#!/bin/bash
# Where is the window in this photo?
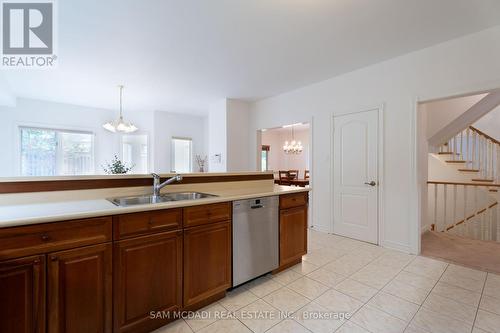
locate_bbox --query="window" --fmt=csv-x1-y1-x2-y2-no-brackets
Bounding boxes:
261,145,270,171
122,134,148,174
20,127,94,176
171,137,192,173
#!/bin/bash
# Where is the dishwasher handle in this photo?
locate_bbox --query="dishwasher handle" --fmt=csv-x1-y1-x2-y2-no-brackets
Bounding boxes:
250,204,265,209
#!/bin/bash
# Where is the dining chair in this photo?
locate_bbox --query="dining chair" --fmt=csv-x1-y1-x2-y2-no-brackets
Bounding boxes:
278,170,291,185
288,170,299,180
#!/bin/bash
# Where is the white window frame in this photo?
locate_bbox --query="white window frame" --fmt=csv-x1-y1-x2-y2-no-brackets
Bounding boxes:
18,125,95,176
261,145,270,171
120,133,150,174
171,136,193,173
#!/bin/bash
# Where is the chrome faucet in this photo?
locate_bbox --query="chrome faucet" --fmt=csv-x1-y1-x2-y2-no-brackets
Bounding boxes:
151,173,183,197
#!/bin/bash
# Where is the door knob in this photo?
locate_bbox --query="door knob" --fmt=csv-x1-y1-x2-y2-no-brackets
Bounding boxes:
364,181,377,186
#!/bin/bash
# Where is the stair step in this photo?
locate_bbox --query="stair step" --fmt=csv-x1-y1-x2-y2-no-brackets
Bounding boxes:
490,189,499,192
438,152,460,155
458,169,479,172
472,179,495,182
445,160,467,163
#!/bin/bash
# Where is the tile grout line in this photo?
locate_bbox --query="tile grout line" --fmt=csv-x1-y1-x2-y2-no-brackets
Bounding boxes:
274,239,384,333
312,238,428,330
165,232,497,333
340,254,421,333
329,250,419,332
401,261,450,333
258,285,315,333
471,272,488,332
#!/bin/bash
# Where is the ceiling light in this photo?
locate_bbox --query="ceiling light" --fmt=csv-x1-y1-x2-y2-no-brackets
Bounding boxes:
103,85,138,133
283,125,303,154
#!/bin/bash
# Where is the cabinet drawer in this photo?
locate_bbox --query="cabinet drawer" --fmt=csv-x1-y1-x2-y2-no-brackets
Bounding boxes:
114,209,182,240
280,192,308,209
183,202,231,227
0,217,112,260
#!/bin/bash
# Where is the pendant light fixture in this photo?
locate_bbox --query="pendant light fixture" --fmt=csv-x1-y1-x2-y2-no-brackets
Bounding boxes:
103,85,138,133
283,124,303,154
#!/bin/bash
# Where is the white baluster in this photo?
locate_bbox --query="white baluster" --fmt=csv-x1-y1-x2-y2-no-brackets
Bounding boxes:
460,131,464,160
453,136,457,161
488,207,493,241
496,145,499,182
488,140,491,179
434,183,438,231
474,185,478,224
479,135,483,178
482,208,485,241
463,185,467,237
443,184,447,231
453,184,457,231
495,204,500,242
472,132,476,170
466,128,470,168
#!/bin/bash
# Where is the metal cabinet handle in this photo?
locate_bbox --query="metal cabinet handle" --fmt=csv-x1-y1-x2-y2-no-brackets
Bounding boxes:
364,181,377,186
41,234,50,241
251,204,264,209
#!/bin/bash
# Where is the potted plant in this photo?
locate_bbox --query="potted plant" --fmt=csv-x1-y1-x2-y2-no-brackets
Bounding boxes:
102,155,134,174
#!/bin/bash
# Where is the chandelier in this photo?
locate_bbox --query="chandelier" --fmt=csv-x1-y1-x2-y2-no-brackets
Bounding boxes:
283,125,303,154
103,85,138,133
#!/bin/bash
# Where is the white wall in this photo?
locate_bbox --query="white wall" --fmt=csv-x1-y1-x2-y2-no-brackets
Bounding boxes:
226,99,251,172
0,98,208,176
261,128,310,173
153,111,207,173
423,94,486,140
207,99,227,172
248,25,500,253
0,98,155,176
207,98,253,172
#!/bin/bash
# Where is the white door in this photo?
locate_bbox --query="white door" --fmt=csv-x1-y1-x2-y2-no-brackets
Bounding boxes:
333,109,379,244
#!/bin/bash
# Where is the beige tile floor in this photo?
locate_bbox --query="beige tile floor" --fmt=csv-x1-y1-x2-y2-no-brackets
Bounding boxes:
154,229,500,333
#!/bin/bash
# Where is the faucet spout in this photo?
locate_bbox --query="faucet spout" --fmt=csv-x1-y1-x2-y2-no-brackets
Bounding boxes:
151,173,183,197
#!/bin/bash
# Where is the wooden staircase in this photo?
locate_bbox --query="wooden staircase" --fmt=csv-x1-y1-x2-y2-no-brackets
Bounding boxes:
428,126,500,241
428,181,499,241
439,125,500,189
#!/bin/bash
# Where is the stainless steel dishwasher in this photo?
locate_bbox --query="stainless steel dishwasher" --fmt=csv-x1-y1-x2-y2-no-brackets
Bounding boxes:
232,196,279,287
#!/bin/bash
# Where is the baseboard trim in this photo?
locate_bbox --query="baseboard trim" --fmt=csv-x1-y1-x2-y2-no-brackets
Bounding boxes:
381,240,412,254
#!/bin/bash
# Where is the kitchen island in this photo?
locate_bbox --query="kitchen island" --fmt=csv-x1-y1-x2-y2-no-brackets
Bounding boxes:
0,172,310,333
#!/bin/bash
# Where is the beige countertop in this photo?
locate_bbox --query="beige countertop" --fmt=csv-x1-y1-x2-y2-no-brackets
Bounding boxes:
0,184,310,228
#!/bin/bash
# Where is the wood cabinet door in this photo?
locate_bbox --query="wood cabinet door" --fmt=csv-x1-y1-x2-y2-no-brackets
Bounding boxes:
280,206,308,266
113,231,182,333
183,221,231,307
0,255,46,333
47,244,112,333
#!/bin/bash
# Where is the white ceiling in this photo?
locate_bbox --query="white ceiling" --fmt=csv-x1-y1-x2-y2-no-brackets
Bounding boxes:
3,0,500,115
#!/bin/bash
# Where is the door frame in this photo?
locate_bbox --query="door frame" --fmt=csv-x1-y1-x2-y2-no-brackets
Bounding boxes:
331,105,385,245
256,117,315,228
410,82,500,255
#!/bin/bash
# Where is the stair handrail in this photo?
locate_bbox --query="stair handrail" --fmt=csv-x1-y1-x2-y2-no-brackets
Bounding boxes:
427,181,500,187
469,126,500,145
438,201,498,232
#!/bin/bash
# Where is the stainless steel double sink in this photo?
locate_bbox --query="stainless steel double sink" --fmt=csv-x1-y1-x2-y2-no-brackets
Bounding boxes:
107,192,217,207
